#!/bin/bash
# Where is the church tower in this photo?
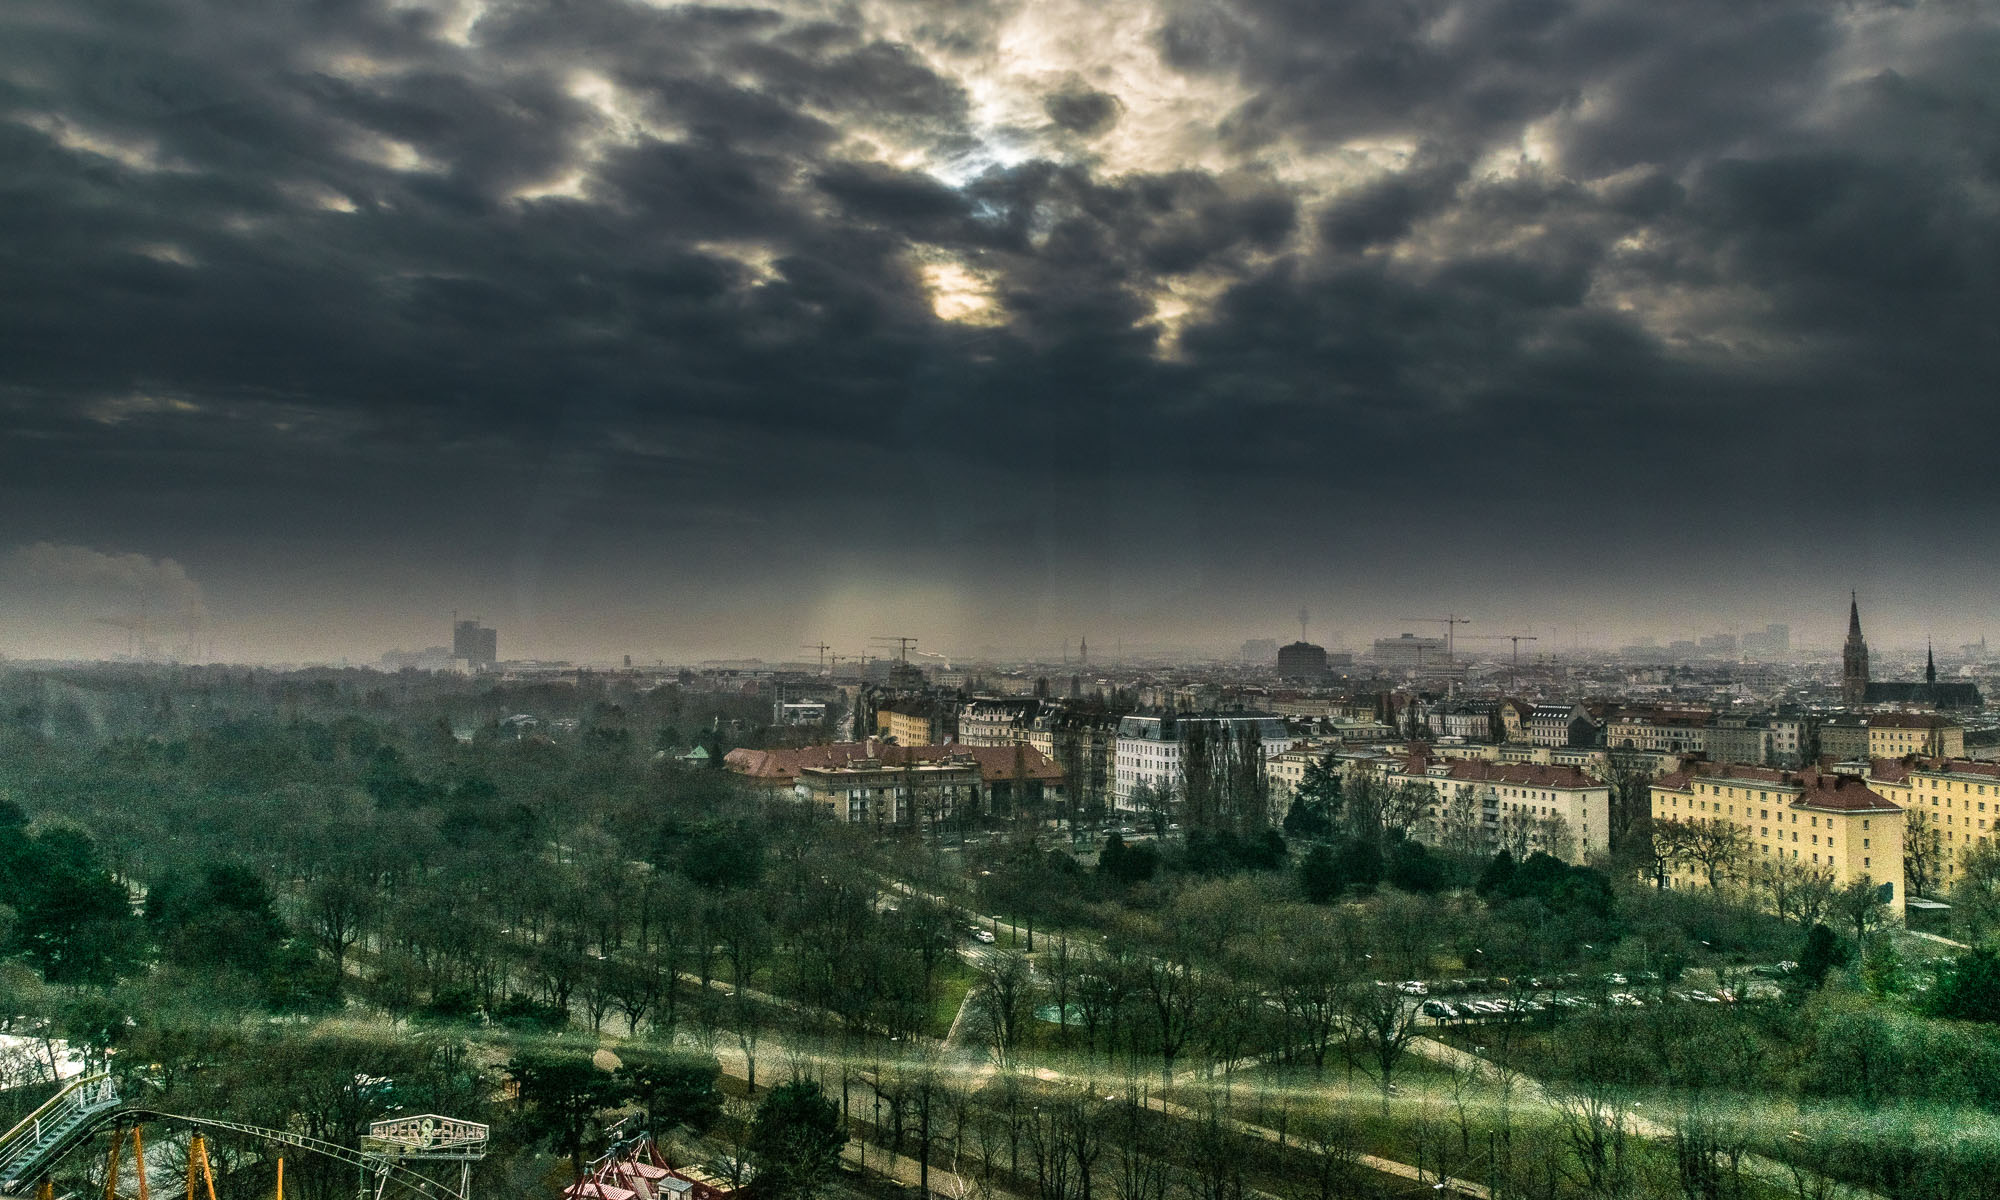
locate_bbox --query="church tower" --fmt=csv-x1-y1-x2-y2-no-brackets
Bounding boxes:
1927,640,1937,686
1842,592,1870,705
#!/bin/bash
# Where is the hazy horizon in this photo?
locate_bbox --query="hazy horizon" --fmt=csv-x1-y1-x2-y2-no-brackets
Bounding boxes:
6,0,1997,667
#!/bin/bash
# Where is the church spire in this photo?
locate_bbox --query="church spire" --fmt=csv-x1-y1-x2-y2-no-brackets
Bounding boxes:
1927,639,1937,685
1842,592,1870,705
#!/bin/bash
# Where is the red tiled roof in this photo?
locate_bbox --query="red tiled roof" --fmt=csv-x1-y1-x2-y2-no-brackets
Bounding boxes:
725,741,1063,784
1904,757,2000,779
1868,758,1911,783
1866,712,1956,729
1433,760,1599,789
1655,761,1816,792
1792,774,1899,813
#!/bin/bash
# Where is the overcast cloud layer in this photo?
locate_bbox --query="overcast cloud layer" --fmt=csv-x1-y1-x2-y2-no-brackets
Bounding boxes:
3,0,1998,663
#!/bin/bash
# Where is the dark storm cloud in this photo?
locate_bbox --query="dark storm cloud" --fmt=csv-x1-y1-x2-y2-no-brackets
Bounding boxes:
2,0,1999,659
1044,79,1123,135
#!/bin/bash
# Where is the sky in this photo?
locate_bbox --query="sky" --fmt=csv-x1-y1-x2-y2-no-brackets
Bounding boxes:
2,0,1998,665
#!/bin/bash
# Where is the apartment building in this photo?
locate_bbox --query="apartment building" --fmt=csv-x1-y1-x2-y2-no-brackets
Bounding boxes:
1706,714,1775,767
1529,703,1600,749
875,698,956,746
1866,713,1965,759
1862,758,1998,893
1380,755,1610,864
1649,763,1904,918
794,755,984,826
958,697,1040,747
1112,711,1294,810
1608,707,1710,755
1266,741,1345,810
724,740,1064,820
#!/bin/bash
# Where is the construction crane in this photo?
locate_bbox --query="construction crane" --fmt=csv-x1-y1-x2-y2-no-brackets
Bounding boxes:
1465,633,1540,670
871,636,918,663
800,642,831,671
1397,615,1471,665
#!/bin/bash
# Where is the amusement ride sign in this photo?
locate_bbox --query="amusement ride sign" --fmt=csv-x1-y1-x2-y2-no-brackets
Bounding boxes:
364,1115,491,1159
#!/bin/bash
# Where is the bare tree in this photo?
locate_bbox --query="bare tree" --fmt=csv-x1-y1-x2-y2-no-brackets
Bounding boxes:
971,951,1036,1069
1343,981,1422,1114
1438,787,1485,857
1832,875,1889,960
1536,813,1577,864
1294,1113,1364,1200
1655,817,1750,892
1904,809,1943,899
1953,840,2000,941
1109,1088,1173,1200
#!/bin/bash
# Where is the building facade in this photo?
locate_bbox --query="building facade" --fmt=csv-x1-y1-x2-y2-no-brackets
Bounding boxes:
1380,756,1610,864
1529,703,1600,749
725,740,1065,823
1276,641,1329,680
1649,763,1904,919
959,697,1040,747
1861,758,1999,895
1608,708,1710,755
1112,712,1295,810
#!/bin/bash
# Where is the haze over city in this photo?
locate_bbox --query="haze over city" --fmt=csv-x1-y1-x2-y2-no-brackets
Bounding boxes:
10,4,2000,1199
5,0,2000,663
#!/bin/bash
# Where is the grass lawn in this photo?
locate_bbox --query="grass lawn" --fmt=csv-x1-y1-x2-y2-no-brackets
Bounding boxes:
928,960,978,1038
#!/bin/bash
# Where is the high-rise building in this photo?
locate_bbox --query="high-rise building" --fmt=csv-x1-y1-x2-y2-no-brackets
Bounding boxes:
1841,593,1869,706
1741,623,1792,658
453,618,498,669
1276,640,1328,680
1372,633,1445,670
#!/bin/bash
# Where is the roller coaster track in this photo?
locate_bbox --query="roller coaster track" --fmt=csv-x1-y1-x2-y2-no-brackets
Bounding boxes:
0,1077,468,1200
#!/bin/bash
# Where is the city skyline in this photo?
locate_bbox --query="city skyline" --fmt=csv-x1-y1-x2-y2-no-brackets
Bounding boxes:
0,560,1988,666
5,0,1999,662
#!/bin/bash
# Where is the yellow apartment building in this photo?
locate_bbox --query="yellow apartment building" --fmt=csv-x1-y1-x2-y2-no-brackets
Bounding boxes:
1863,758,1998,893
1650,763,1905,919
1865,713,1965,760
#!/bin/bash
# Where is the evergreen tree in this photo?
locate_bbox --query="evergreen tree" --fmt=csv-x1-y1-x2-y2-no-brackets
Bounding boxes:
1797,923,1851,990
1476,849,1517,897
749,1080,844,1200
1924,947,2000,1023
1300,843,1341,903
7,826,143,987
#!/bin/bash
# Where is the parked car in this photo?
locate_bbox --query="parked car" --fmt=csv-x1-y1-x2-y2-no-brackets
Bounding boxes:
974,929,997,944
1397,981,1429,995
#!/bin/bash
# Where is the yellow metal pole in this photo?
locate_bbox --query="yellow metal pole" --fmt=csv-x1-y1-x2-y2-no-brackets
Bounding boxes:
276,1158,284,1200
106,1127,125,1200
199,1140,218,1200
135,1128,150,1200
38,1178,52,1200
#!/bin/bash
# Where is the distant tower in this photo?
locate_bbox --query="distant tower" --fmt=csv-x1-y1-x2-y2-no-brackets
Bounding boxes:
1078,636,1087,668
1841,592,1870,705
1926,640,1937,686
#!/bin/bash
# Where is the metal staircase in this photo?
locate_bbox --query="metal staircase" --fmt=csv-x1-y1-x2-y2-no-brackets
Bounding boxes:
0,1074,120,1191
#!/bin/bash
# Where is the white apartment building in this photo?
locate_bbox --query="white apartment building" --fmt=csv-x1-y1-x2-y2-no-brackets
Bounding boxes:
1381,755,1611,864
958,697,1039,747
1113,712,1295,810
